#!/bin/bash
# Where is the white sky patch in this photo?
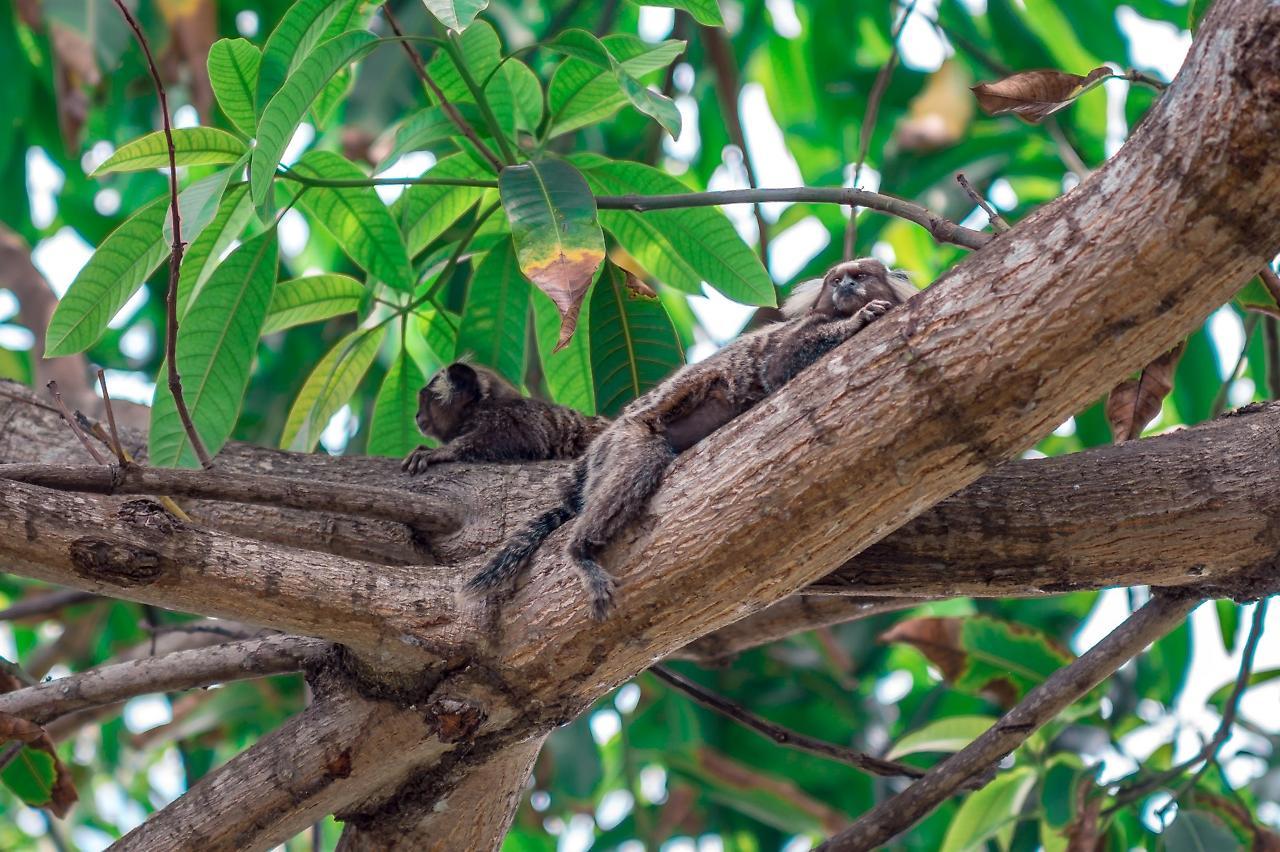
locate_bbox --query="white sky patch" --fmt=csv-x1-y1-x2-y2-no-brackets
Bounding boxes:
588,708,621,745
120,323,154,360
1229,377,1256,408
173,104,200,129
281,123,316,168
958,205,992,232
614,682,641,713
871,241,896,266
530,791,551,811
375,150,436,204
109,287,149,329
560,813,596,852
595,789,634,831
673,63,695,93
708,153,757,244
688,284,755,343
0,290,17,322
637,5,675,42
1053,416,1077,437
1117,7,1191,82
1207,306,1244,380
320,404,358,454
989,178,1018,210
278,209,310,258
71,827,115,852
0,325,34,350
899,0,950,72
664,839,696,852
235,10,259,38
101,370,156,405
81,140,115,176
663,95,701,162
765,0,803,37
738,83,803,220
1104,76,1130,159
780,837,814,852
123,695,173,733
769,216,830,283
147,747,186,806
958,0,987,12
1072,588,1132,654
32,227,93,296
639,765,667,803
875,670,914,704
26,147,64,229
94,188,122,216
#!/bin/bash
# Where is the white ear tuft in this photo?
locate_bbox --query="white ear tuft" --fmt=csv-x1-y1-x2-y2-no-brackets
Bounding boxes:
781,278,822,318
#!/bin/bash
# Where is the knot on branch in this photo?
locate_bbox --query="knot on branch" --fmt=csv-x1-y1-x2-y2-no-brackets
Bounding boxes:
118,498,183,533
425,697,486,742
69,538,163,586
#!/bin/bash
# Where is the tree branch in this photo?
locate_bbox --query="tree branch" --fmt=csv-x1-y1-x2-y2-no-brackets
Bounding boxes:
0,635,327,724
818,592,1200,850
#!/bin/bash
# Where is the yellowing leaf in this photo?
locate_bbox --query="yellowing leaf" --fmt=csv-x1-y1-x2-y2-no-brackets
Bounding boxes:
897,60,975,151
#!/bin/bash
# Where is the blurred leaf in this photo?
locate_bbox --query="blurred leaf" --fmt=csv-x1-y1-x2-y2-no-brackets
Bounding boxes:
1105,340,1184,441
548,36,686,138
897,60,975,151
0,712,76,817
971,67,1111,124
533,286,595,414
178,183,256,319
0,347,33,385
150,231,278,467
255,0,360,112
382,103,489,170
499,159,605,349
456,242,530,386
367,342,427,457
208,37,261,136
45,195,168,356
631,0,724,27
250,30,379,206
887,715,996,760
589,263,683,416
1186,790,1280,849
281,326,386,451
291,150,414,292
940,766,1036,852
1216,601,1240,654
423,0,488,31
1164,809,1245,852
392,153,491,256
1208,668,1280,711
1040,755,1087,831
90,128,247,175
263,274,364,334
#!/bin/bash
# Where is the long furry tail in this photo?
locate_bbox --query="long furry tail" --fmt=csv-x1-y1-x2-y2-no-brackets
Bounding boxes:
466,504,575,593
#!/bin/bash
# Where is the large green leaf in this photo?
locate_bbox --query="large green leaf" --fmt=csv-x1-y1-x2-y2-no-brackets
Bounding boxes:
499,159,605,348
281,326,386,451
504,59,545,133
367,342,428,458
255,0,359,112
548,36,685,138
177,183,255,319
425,19,501,104
149,231,279,468
90,128,247,176
886,715,997,760
263,274,364,334
207,38,261,136
545,29,681,138
456,242,530,386
423,0,488,31
573,155,775,306
291,150,414,292
533,288,594,414
381,103,489,170
163,162,244,248
940,767,1037,852
589,263,683,416
250,29,378,206
45,195,169,356
954,616,1074,700
0,746,58,809
628,0,723,26
392,153,491,256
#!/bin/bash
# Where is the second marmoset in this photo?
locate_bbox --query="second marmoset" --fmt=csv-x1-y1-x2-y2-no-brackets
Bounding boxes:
402,362,610,474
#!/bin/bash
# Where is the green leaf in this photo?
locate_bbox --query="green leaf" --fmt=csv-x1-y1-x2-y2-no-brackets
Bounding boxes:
367,343,427,458
381,103,489,170
589,263,683,416
45,195,169,356
549,36,686,138
1216,601,1240,654
281,326,386,451
1208,667,1280,710
940,767,1037,852
957,616,1073,699
207,38,261,136
886,715,996,760
546,28,615,68
423,0,489,31
1040,755,1087,831
615,67,682,137
573,155,774,306
90,128,247,176
1165,810,1245,852
533,289,594,414
0,746,57,808
311,66,354,130
149,231,278,468
256,0,360,112
291,150,414,292
250,30,379,206
504,59,544,133
499,159,605,348
263,274,364,334
392,153,491,256
177,183,255,319
411,307,458,364
163,162,244,248
629,0,723,27
456,242,530,386
425,19,501,104
0,346,33,385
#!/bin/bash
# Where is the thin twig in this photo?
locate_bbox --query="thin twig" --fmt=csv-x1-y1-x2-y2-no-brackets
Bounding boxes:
45,382,106,464
1211,313,1259,416
0,589,99,623
651,665,933,783
96,369,127,465
446,30,518,164
845,0,916,257
1045,117,1091,178
1124,69,1169,91
817,592,1200,851
0,386,60,414
382,4,506,172
1261,266,1280,306
1242,303,1280,321
109,0,213,469
416,199,502,308
956,173,1010,233
279,170,498,189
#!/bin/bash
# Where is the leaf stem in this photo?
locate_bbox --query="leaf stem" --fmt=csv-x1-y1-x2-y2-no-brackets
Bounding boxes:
444,31,519,165
278,168,498,189
408,200,502,314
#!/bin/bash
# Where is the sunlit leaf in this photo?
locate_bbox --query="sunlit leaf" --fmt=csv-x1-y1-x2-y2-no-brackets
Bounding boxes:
45,196,169,356
207,37,261,135
423,0,489,31
971,66,1111,124
281,326,386,451
367,342,427,457
456,241,530,386
940,767,1036,852
150,231,278,467
499,159,605,348
381,103,488,170
628,0,724,27
548,36,685,138
255,0,360,111
263,274,364,334
392,153,492,256
163,162,244,247
504,59,545,133
589,263,683,416
886,715,997,760
177,183,255,319
89,127,246,176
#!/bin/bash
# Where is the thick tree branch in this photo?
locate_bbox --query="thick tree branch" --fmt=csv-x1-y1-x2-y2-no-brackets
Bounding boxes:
818,592,1200,850
0,635,326,724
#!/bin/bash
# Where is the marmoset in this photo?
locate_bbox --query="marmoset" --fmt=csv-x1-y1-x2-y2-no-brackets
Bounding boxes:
402,362,610,474
467,258,917,618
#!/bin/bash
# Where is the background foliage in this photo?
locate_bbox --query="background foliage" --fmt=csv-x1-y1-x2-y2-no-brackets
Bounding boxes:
1,0,1278,849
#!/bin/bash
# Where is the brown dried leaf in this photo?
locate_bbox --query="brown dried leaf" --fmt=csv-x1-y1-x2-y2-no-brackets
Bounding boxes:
898,60,975,151
972,67,1111,124
878,616,1018,705
624,272,658,299
0,712,79,818
50,22,99,153
1105,340,1185,442
157,0,218,123
1065,777,1104,852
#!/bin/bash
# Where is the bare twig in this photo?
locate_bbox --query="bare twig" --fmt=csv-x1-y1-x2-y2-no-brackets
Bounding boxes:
845,0,916,257
0,463,464,534
1266,316,1280,399
0,589,99,623
45,381,106,464
1242,303,1280,320
700,25,770,263
651,665,934,783
1045,117,1092,178
1261,265,1280,306
0,657,37,687
109,0,213,469
956,173,1010,233
96,369,127,465
0,386,59,414
1211,313,1259,416
381,4,506,172
818,592,1200,851
1124,68,1169,90
0,635,327,724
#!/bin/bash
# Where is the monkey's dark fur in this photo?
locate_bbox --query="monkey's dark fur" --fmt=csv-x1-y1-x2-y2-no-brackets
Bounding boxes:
402,362,610,474
468,259,917,619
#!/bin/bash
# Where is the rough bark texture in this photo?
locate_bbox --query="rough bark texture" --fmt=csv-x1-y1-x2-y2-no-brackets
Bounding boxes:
0,1,1277,846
